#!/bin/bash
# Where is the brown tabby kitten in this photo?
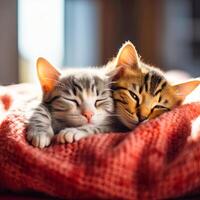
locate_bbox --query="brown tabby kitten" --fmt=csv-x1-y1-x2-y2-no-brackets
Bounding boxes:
110,41,200,129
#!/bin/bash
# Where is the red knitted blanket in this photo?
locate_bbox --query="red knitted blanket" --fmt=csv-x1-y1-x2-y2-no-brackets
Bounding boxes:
0,84,200,200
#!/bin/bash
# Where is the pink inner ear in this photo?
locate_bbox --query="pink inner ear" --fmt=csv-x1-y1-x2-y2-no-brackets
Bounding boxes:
116,42,139,68
40,67,60,93
37,57,60,93
174,80,200,99
112,66,125,81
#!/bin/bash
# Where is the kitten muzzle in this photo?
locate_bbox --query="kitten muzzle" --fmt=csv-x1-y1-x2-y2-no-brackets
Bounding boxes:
82,110,94,123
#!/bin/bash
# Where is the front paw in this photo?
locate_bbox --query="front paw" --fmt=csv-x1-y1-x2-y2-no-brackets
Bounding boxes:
56,128,88,144
26,126,54,148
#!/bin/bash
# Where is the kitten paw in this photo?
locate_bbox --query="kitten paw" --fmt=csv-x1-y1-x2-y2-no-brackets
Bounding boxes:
26,127,54,148
56,128,88,143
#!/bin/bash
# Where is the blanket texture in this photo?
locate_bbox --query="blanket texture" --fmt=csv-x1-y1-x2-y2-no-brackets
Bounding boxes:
0,84,200,200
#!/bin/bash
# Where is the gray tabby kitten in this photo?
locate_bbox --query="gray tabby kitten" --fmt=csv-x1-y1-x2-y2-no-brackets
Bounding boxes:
27,58,120,148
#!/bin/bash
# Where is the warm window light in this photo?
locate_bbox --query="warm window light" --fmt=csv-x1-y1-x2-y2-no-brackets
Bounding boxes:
18,0,64,83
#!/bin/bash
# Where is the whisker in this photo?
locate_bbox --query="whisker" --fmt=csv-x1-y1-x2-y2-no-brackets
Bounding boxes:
104,81,117,86
95,113,121,117
102,88,114,93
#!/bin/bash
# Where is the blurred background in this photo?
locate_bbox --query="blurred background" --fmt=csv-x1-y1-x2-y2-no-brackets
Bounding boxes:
0,0,200,85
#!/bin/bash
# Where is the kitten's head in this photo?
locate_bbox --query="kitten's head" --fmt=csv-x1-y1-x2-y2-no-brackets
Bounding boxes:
36,58,113,128
110,41,200,129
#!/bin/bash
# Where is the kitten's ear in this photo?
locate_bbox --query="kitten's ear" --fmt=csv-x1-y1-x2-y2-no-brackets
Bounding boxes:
173,79,200,101
116,41,139,69
37,57,61,93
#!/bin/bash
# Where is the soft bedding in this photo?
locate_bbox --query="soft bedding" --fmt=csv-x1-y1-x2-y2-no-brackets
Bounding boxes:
0,83,200,200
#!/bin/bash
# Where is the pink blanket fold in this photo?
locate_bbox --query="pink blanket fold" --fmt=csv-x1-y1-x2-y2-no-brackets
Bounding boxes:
0,85,200,200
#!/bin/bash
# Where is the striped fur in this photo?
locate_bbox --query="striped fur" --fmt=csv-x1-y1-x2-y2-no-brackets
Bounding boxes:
27,59,122,148
110,41,200,129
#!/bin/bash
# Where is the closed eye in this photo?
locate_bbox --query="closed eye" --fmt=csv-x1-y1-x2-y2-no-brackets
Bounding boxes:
152,105,170,111
62,97,80,107
95,98,107,107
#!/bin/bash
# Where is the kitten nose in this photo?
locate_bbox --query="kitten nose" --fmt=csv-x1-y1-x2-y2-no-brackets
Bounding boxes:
82,110,94,122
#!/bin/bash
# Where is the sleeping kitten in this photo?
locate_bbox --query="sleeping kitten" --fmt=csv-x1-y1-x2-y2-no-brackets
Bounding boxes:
109,41,200,129
27,58,121,148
